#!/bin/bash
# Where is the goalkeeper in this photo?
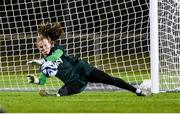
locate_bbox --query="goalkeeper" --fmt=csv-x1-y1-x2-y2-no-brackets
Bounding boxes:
27,21,151,96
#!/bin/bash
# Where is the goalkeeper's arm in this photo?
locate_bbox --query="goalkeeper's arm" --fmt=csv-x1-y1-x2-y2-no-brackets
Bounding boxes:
27,73,47,85
27,49,63,65
27,49,63,84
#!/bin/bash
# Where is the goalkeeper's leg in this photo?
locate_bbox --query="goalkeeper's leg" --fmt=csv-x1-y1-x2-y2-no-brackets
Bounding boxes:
87,68,151,96
40,81,86,97
57,81,85,96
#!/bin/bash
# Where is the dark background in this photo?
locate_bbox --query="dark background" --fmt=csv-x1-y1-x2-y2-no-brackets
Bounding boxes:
0,0,150,76
0,0,149,57
0,0,149,34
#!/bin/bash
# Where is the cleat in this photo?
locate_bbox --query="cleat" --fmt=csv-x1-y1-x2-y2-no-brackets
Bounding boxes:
136,79,152,96
136,88,152,96
136,90,152,96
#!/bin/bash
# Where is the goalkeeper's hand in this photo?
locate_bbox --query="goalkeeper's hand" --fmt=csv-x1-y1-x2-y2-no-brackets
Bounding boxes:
27,74,39,84
27,59,45,65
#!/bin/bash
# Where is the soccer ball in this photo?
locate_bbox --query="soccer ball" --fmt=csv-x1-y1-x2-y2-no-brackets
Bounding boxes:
40,61,58,76
139,79,151,91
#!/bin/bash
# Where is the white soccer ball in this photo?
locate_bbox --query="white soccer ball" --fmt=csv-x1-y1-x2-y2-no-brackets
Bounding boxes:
139,79,151,91
40,61,58,76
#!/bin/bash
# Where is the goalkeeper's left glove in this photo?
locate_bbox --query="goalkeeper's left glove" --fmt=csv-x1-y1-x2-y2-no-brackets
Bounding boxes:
27,74,39,84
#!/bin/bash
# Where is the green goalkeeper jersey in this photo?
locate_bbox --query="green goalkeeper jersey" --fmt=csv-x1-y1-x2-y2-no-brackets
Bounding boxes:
39,45,94,87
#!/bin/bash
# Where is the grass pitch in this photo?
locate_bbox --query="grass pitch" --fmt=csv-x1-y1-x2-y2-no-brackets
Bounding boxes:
0,91,180,113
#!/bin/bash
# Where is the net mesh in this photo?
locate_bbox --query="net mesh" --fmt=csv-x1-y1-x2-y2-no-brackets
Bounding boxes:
159,0,180,91
4,0,179,91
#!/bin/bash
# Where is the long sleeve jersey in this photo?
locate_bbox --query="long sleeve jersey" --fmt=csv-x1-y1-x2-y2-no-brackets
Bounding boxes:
38,45,94,85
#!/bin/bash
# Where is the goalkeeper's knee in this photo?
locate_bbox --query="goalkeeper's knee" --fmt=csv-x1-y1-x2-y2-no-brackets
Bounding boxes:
58,87,69,96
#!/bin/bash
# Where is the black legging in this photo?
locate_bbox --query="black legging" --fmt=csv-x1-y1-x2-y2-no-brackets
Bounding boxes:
58,68,137,96
87,68,137,93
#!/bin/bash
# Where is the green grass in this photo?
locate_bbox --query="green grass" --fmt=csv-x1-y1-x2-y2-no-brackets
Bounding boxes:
0,71,149,88
0,91,180,113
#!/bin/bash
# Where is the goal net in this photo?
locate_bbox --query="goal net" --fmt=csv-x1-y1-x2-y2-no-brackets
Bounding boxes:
158,0,180,92
0,0,179,92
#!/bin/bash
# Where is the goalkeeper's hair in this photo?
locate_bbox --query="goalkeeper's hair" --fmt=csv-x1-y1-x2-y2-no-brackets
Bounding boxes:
37,21,64,43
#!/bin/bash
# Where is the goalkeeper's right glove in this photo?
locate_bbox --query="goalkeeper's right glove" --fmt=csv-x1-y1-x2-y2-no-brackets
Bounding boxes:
27,59,45,65
27,74,39,84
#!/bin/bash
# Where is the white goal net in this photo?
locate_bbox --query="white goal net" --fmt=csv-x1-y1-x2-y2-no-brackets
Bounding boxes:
0,0,179,92
158,0,180,92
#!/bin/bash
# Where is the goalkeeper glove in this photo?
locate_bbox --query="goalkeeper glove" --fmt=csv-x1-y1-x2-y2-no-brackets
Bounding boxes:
27,74,39,84
39,90,60,97
27,59,45,65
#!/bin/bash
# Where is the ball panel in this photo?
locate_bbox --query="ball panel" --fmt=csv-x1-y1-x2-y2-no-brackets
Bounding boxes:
40,61,58,76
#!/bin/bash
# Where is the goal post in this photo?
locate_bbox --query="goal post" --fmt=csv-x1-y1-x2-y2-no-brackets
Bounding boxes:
0,0,180,92
150,0,159,93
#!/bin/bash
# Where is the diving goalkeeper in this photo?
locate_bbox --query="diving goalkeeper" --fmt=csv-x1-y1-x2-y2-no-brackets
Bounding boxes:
27,21,151,96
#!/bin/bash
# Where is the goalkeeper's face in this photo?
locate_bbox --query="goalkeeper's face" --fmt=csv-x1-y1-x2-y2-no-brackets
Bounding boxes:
37,38,52,55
